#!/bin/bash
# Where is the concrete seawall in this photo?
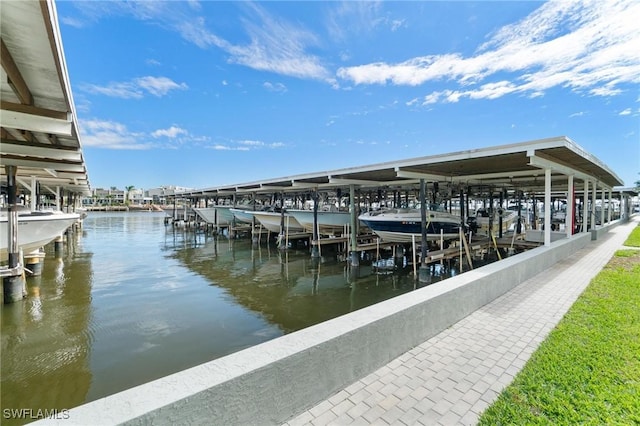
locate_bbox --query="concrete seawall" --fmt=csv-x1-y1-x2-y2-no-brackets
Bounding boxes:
39,222,622,425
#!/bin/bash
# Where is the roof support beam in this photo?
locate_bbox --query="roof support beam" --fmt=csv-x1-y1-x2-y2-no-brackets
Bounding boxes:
16,177,34,193
44,168,58,177
0,109,72,136
527,151,598,187
454,169,539,182
260,184,293,190
1,38,33,104
290,181,321,189
0,155,85,172
1,101,69,120
329,177,419,187
41,185,57,197
48,133,60,145
0,140,82,161
20,129,35,143
394,168,453,182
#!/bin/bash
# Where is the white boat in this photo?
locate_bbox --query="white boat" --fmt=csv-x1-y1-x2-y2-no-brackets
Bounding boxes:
229,208,257,224
468,208,518,235
193,206,235,226
161,206,194,221
1,211,80,258
358,208,463,243
251,210,305,234
287,209,352,235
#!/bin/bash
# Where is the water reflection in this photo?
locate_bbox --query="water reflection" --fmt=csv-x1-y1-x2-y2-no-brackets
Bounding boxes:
1,212,464,422
1,229,93,426
165,228,456,334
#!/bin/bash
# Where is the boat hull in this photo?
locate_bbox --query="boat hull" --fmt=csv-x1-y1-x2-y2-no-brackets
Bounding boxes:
358,209,463,243
472,210,518,235
251,211,305,233
229,208,255,224
161,206,194,221
0,212,80,257
193,206,235,225
287,210,352,235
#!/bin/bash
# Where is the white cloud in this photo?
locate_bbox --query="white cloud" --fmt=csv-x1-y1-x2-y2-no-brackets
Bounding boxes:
60,16,85,28
227,3,332,82
590,86,623,97
326,2,404,41
136,77,187,96
263,82,287,93
422,92,440,105
419,81,520,105
390,19,405,32
80,119,151,150
619,108,632,115
168,3,332,82
326,1,384,41
238,140,264,147
338,0,640,102
209,139,285,151
81,120,204,150
80,76,187,99
212,144,249,151
213,145,232,151
69,1,331,83
152,126,188,138
569,111,586,118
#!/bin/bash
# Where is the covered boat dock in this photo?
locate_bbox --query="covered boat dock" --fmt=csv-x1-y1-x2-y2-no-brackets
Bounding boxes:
1,0,91,301
177,136,630,258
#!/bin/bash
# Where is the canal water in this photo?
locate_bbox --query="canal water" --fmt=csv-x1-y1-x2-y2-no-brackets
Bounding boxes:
1,211,460,423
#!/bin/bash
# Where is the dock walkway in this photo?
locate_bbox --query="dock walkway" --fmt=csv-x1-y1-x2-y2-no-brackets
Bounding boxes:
284,217,639,426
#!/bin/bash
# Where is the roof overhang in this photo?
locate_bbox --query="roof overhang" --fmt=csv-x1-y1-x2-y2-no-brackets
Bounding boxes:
177,136,623,199
1,0,91,196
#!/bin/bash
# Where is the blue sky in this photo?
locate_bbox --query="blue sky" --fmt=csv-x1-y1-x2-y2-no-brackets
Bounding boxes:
56,0,639,191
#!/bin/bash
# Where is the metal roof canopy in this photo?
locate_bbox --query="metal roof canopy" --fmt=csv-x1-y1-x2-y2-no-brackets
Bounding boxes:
1,0,90,197
178,136,623,199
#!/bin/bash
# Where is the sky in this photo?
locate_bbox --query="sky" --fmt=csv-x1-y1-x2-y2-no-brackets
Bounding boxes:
56,0,640,191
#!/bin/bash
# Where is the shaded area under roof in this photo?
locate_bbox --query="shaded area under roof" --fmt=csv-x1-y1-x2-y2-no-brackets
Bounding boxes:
179,136,624,198
1,0,90,196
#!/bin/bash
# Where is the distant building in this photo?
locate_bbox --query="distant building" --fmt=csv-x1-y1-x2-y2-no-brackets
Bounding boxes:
127,188,153,205
82,185,193,207
147,185,193,205
83,187,125,206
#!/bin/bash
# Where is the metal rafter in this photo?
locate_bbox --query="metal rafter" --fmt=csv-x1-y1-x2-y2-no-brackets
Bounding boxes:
0,37,33,104
1,0,90,195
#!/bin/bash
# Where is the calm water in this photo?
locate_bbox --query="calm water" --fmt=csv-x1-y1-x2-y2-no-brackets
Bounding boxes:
1,211,458,422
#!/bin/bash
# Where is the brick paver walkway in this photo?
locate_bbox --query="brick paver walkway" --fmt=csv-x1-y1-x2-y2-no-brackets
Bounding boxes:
284,217,639,426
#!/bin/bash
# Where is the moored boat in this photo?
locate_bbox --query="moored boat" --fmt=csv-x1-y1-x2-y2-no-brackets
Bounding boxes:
251,210,305,234
287,209,352,235
193,206,235,226
161,206,194,221
1,211,80,258
357,208,463,243
229,208,257,224
468,208,518,235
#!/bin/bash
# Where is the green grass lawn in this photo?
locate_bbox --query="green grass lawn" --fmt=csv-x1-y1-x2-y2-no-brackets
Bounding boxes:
624,223,640,247
478,247,640,425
